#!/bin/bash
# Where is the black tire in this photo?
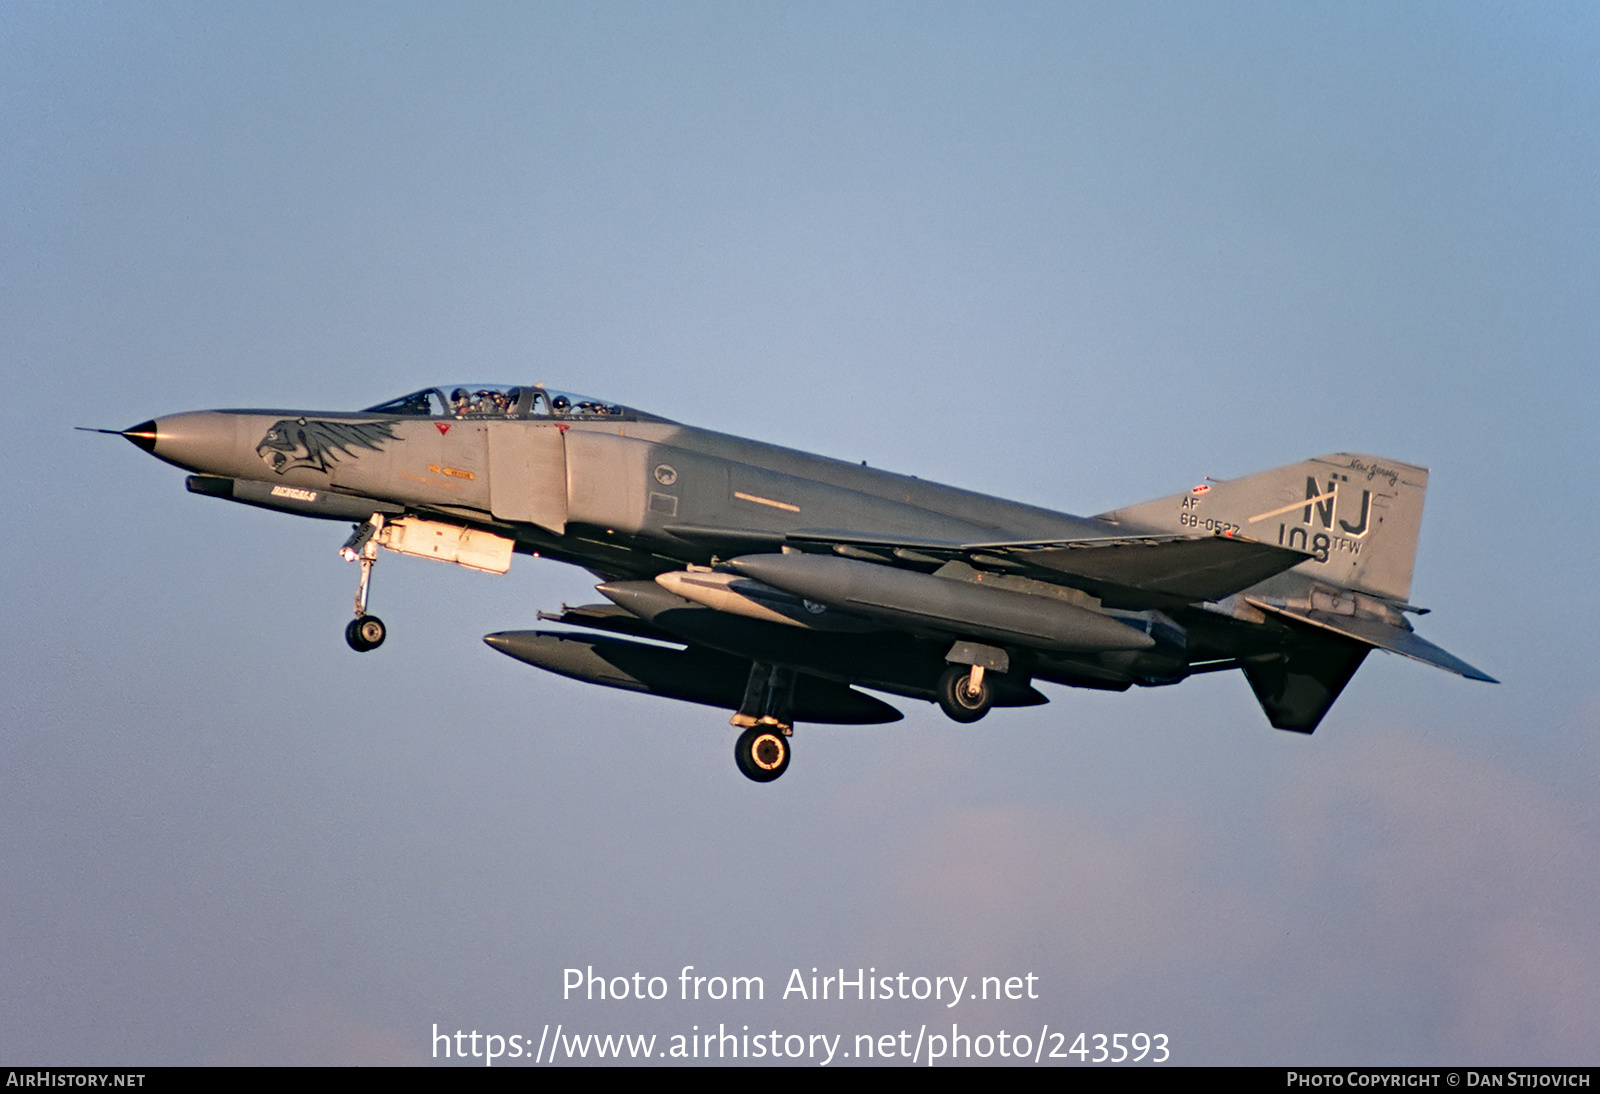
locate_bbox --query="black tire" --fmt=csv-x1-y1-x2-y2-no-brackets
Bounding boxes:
936,664,993,723
346,615,386,652
734,726,790,782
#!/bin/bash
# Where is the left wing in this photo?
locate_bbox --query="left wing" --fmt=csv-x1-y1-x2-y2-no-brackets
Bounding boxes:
667,523,1311,609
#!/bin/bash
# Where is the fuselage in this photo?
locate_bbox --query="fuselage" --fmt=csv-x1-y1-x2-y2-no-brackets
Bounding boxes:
124,385,1202,702
134,395,1119,580
113,383,1487,757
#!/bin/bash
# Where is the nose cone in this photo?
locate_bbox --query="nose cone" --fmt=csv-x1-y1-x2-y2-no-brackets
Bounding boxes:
121,420,159,454
126,411,248,475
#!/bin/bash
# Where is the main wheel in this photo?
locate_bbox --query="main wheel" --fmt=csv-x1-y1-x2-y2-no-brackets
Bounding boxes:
346,614,386,652
936,664,993,723
734,726,790,782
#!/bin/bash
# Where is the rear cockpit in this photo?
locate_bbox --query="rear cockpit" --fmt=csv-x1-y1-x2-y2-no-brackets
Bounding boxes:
364,384,657,422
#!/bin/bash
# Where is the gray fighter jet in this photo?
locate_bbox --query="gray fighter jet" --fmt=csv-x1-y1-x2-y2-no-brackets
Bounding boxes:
95,383,1493,781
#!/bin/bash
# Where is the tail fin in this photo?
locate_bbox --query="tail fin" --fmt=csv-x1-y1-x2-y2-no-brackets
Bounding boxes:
1102,453,1429,603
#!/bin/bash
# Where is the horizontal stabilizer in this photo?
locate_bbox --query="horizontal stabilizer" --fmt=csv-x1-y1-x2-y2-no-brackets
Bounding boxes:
1248,601,1497,682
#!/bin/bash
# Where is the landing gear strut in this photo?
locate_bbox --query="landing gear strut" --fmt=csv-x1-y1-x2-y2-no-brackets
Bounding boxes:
341,515,387,652
731,662,795,782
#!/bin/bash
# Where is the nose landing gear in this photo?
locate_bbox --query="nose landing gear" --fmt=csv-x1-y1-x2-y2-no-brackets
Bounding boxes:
345,614,387,652
341,516,387,652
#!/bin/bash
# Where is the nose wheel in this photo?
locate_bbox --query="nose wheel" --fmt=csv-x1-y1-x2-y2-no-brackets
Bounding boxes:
346,615,387,651
341,515,388,652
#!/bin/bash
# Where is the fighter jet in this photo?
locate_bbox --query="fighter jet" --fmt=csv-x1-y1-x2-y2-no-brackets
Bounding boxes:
93,383,1494,781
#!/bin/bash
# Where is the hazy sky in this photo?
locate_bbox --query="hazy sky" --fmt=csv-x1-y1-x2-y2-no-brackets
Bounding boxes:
3,2,1597,1065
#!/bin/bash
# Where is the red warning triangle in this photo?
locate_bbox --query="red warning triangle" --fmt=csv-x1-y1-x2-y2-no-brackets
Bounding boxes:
436,423,451,435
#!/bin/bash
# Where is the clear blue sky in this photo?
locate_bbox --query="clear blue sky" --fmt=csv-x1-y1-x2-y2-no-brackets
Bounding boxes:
3,2,1597,1064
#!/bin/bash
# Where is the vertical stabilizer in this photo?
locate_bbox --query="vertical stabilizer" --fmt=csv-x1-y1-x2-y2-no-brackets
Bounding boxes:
1101,454,1429,603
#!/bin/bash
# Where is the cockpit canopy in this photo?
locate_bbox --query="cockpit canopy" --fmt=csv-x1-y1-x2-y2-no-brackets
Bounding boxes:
364,385,640,421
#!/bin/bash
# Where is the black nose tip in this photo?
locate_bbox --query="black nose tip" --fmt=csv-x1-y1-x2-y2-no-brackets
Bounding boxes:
122,421,159,454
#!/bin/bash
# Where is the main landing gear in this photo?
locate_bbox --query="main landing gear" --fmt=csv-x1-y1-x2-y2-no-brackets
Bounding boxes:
734,725,790,782
936,663,995,723
341,515,387,652
936,642,1008,723
731,662,795,782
